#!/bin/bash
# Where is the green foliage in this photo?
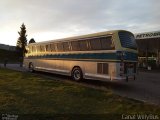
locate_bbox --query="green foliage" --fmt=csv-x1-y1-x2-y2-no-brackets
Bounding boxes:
29,38,36,44
16,23,27,58
0,49,20,63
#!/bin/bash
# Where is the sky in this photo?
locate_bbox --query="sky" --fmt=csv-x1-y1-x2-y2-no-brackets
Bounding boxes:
0,0,160,46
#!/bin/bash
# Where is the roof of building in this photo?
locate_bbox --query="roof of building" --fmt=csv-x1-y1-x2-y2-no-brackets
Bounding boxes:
135,31,160,51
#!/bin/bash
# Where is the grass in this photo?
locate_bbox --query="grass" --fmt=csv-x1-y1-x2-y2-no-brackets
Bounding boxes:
0,68,160,119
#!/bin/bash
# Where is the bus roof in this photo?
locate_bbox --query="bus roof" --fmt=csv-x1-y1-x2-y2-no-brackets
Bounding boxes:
28,30,131,45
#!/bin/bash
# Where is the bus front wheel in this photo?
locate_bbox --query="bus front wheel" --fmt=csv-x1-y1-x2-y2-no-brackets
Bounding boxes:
72,67,83,81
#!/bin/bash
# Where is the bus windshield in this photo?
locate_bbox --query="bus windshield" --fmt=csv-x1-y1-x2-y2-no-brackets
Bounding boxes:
118,31,137,50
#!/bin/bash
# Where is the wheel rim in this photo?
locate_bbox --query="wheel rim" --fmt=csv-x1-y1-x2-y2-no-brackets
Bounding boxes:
73,70,81,80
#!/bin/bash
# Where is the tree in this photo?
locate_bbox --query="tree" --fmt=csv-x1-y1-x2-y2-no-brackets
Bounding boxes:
29,38,36,44
16,23,27,63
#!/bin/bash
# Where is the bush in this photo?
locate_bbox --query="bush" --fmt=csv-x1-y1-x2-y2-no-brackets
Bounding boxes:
0,49,20,63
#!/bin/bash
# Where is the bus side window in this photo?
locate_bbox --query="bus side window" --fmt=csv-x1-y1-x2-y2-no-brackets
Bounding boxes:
71,41,80,51
33,46,36,53
34,46,37,53
63,42,70,51
46,44,50,51
79,40,88,51
42,45,45,52
28,46,31,53
36,46,38,52
89,38,101,50
51,43,56,52
40,45,42,52
40,45,45,52
37,46,40,52
100,36,114,50
32,46,35,53
31,46,33,52
57,42,64,52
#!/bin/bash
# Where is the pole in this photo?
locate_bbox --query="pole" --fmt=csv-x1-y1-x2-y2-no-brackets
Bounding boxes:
157,49,160,68
146,48,148,68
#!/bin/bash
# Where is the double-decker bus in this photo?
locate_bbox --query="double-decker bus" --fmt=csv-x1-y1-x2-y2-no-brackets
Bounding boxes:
24,30,138,82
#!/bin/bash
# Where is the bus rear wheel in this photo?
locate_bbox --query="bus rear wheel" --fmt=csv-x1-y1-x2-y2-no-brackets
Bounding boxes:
72,67,83,81
29,63,35,73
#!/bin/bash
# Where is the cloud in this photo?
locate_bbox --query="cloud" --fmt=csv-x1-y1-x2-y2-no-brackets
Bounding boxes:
0,0,160,45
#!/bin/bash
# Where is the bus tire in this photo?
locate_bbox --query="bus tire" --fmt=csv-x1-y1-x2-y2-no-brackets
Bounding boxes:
71,67,83,81
29,62,35,73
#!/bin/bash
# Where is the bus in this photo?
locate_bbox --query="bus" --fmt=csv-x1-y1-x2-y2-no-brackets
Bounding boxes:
24,30,138,82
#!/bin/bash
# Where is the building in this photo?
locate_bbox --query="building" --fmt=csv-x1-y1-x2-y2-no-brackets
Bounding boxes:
0,44,16,51
135,31,160,68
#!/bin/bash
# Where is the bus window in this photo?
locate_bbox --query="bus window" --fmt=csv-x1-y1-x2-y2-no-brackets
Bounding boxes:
37,46,41,52
32,46,34,53
28,46,32,53
89,38,101,50
39,45,45,52
118,31,137,50
63,42,70,51
50,43,55,52
57,42,64,52
46,44,50,51
36,45,39,52
33,46,36,52
79,40,88,51
35,46,37,52
71,41,80,51
39,46,41,52
100,36,114,50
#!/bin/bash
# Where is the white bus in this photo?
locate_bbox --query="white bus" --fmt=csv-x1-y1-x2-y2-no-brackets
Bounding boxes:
24,30,138,82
